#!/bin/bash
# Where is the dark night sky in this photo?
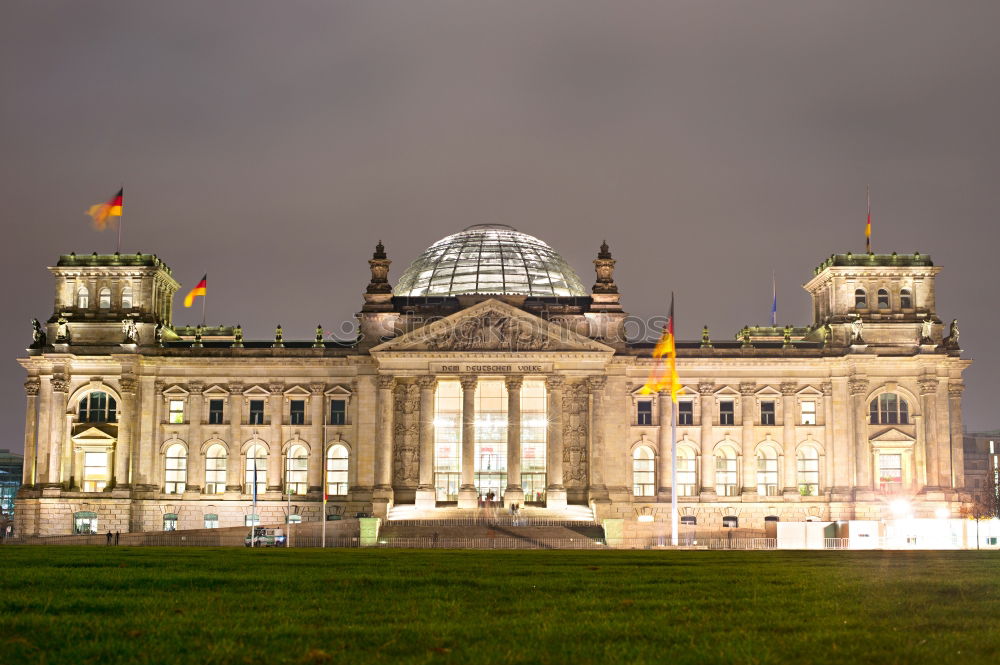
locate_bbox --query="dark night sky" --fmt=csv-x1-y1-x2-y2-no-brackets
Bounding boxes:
3,1,999,454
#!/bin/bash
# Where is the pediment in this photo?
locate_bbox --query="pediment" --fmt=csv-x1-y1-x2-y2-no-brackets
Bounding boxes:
325,385,353,397
755,386,781,396
371,299,614,353
72,426,116,443
242,385,271,397
870,427,916,443
162,384,189,397
283,385,312,397
203,384,230,397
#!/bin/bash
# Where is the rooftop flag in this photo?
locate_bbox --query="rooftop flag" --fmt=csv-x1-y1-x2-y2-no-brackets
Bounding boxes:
640,292,681,402
866,185,872,253
183,275,207,308
85,188,123,230
771,272,777,327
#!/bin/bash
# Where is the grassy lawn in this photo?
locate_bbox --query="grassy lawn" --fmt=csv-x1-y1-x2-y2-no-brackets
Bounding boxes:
1,548,999,664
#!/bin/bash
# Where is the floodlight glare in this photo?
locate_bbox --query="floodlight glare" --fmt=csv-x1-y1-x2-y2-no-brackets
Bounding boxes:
889,499,911,517
637,515,654,523
935,507,950,520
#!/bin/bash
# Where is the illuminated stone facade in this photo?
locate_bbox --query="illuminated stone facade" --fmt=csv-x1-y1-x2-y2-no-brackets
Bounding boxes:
16,227,971,536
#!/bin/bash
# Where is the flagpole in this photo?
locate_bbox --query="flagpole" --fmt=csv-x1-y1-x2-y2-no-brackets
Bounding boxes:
671,392,678,547
322,493,327,549
116,186,124,254
866,184,872,254
201,274,207,328
771,271,777,327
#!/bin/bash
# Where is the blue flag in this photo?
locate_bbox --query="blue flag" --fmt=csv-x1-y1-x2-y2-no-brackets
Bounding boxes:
770,273,777,326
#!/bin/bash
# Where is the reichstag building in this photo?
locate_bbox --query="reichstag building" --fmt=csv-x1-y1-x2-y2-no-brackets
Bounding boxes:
16,224,971,536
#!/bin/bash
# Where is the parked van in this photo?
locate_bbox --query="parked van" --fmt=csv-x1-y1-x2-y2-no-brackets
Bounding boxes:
244,527,286,547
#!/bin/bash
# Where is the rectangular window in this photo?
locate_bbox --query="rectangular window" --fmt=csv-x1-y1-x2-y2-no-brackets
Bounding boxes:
289,400,305,425
248,400,265,425
760,401,776,426
245,514,260,527
879,454,903,492
434,381,462,501
82,451,109,492
208,399,224,425
204,514,219,529
797,454,820,496
757,456,779,495
636,400,653,426
719,400,735,426
801,400,817,425
329,399,346,425
169,400,185,424
680,515,697,526
677,401,693,426
163,514,177,532
716,456,738,496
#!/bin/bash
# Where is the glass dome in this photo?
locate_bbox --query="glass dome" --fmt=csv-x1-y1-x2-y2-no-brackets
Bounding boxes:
393,224,587,297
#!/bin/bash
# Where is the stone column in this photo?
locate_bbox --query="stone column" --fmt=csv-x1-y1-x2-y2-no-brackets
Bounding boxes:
457,376,478,509
739,382,756,495
226,383,243,492
50,374,69,487
308,383,325,493
849,379,871,491
820,383,834,492
113,376,137,489
781,382,799,496
935,381,953,488
267,383,284,492
374,375,395,497
546,376,567,509
588,377,609,502
183,382,204,493
948,384,965,489
35,377,52,485
831,377,853,492
415,376,437,509
698,382,716,496
132,377,157,489
23,378,39,486
918,379,940,490
504,376,525,505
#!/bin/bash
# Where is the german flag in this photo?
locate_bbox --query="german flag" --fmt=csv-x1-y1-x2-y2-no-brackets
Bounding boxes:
86,188,123,230
640,293,681,402
183,275,207,308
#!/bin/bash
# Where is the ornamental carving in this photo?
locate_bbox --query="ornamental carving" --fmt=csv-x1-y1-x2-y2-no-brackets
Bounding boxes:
546,376,565,391
424,312,553,352
393,383,420,486
417,376,437,390
188,381,204,395
588,376,607,392
24,378,40,396
310,383,326,395
268,383,284,395
459,376,478,391
780,382,798,396
820,382,833,396
918,379,938,396
738,382,756,396
51,375,68,393
505,376,524,391
377,375,395,391
227,382,243,395
848,379,869,396
948,384,965,397
119,377,137,394
698,382,716,396
562,381,589,487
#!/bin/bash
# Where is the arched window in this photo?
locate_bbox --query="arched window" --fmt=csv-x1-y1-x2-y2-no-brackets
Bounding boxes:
285,444,308,495
98,287,111,309
870,393,910,425
676,446,697,496
756,446,779,496
797,447,820,496
245,444,267,496
204,444,227,494
632,446,655,497
77,286,90,308
715,445,739,497
877,288,890,309
121,286,133,309
164,444,187,494
854,288,867,309
326,444,349,496
899,288,912,309
78,391,117,423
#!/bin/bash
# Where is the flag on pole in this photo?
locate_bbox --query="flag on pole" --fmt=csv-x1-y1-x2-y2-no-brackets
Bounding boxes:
85,188,123,230
770,272,777,326
183,275,207,308
640,293,681,402
866,185,872,253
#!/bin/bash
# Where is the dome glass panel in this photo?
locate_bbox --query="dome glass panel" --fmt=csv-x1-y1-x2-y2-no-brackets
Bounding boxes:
394,224,586,297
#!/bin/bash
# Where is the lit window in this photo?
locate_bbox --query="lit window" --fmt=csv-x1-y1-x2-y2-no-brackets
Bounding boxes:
78,392,117,423
715,446,738,496
289,400,305,425
98,287,111,309
870,393,909,425
760,401,775,426
680,515,697,526
719,400,735,426
204,443,227,494
433,381,462,502
329,399,346,425
879,454,903,492
877,289,890,309
245,514,260,527
632,446,655,497
519,379,548,500
168,400,185,424
637,401,653,426
326,444,349,496
764,515,779,523
82,452,108,492
722,516,739,528
677,401,694,426
855,288,867,308
245,444,267,496
74,511,98,534
900,289,912,309
121,286,133,309
249,400,265,425
798,447,820,496
77,286,90,308
208,399,224,425
163,513,178,531
756,447,779,496
285,444,308,495
204,513,219,529
164,444,187,494
287,514,301,524
676,448,697,496
801,400,817,425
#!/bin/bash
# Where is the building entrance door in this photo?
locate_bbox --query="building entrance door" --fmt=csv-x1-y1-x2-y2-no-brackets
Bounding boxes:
521,473,547,504
434,473,460,502
475,473,506,503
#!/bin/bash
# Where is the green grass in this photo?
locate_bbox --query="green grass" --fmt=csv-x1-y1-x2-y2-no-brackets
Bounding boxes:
1,548,999,665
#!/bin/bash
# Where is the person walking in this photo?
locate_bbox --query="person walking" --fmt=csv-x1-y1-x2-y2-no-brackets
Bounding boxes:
106,530,112,545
